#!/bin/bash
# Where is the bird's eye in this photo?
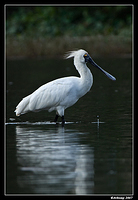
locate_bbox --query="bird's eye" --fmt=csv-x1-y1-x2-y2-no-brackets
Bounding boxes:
84,53,88,57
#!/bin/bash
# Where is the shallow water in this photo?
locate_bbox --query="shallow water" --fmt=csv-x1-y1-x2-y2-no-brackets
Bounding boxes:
6,57,132,195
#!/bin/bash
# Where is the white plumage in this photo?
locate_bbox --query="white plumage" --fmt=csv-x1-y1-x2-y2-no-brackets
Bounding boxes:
15,49,116,124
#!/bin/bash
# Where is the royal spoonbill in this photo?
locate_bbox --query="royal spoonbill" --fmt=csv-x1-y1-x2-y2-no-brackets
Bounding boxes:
15,49,116,125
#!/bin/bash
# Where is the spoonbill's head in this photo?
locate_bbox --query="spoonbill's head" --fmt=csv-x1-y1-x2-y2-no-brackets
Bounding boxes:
66,49,88,63
66,49,116,81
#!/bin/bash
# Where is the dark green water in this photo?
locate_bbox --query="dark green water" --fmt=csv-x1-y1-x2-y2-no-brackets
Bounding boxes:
6,57,132,195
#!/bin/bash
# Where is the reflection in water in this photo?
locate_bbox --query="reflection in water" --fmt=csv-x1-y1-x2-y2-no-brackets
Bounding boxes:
7,57,132,194
16,126,94,194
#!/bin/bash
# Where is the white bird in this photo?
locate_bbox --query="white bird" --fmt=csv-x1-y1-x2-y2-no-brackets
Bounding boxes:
15,49,116,125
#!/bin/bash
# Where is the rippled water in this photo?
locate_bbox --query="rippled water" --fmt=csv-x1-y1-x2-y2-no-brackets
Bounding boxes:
6,57,132,195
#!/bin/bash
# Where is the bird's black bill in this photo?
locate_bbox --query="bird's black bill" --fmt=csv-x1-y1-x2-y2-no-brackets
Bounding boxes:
87,56,116,81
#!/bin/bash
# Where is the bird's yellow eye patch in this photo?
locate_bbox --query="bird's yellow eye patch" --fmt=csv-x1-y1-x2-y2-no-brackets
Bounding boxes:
84,53,88,57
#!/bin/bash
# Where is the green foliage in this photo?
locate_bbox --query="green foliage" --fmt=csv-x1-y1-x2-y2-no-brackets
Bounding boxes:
6,6,132,37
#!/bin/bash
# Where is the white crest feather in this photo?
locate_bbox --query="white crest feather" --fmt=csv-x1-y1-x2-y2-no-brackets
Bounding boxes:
64,51,77,59
64,49,88,59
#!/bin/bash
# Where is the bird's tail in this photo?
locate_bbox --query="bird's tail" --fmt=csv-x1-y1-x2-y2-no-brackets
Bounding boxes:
15,95,31,116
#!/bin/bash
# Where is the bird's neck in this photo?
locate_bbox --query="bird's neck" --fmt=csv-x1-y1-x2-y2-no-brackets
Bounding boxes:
74,61,93,96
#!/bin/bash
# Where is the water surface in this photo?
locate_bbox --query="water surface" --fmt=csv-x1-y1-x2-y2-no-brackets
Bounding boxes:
6,57,132,195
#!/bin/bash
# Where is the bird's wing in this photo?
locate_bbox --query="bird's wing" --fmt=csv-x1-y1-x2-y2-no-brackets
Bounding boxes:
29,77,79,112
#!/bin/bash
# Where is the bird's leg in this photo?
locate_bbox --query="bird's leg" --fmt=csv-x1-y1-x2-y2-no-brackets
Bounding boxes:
54,114,59,123
61,116,65,126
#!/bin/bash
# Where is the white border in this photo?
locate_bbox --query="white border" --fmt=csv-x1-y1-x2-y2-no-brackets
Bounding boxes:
4,4,134,197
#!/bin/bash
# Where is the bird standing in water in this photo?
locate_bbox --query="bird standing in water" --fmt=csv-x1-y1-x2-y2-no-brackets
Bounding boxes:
15,49,116,125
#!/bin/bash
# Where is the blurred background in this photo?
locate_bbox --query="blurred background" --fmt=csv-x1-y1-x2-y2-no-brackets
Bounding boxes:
6,5,132,58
